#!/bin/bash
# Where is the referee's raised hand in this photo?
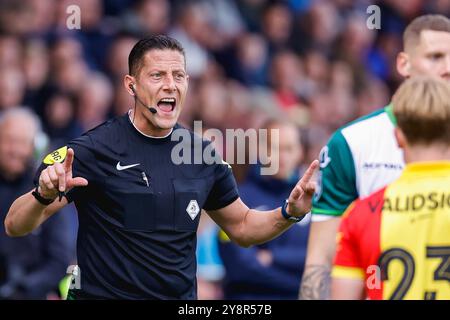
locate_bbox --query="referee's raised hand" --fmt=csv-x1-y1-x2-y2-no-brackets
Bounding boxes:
38,148,88,200
286,159,319,217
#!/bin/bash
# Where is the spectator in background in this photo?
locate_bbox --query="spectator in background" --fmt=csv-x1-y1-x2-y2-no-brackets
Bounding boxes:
201,0,245,46
26,0,57,37
218,120,310,299
23,40,50,98
232,33,269,87
122,0,171,36
290,1,341,56
329,61,354,95
269,50,305,111
303,50,330,94
76,72,113,131
0,108,74,299
356,76,391,117
107,34,139,81
64,0,113,72
43,91,83,149
22,40,51,114
225,81,257,130
261,1,293,55
196,79,231,130
107,35,141,117
0,34,22,69
335,13,377,93
49,37,89,95
0,68,26,111
0,0,31,36
234,0,269,33
169,1,211,78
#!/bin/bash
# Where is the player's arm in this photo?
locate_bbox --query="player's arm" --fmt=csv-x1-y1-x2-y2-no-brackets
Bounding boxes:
4,191,68,237
300,217,341,299
207,160,318,248
4,148,87,236
299,132,358,299
331,278,365,300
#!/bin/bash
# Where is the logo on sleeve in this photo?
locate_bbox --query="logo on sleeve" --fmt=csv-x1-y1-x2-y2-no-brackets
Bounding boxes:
186,200,200,220
43,146,68,164
318,146,331,168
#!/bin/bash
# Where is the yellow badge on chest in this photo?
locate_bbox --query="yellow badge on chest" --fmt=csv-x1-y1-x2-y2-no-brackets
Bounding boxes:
43,146,68,164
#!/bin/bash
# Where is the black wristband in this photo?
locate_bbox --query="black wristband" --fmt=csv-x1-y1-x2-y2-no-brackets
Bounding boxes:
32,186,55,206
281,199,304,223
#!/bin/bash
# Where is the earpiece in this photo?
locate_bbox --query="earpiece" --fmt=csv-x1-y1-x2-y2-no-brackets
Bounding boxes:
129,83,158,115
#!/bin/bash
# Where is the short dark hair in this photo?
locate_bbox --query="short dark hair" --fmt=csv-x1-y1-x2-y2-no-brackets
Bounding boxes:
403,14,450,51
128,35,185,76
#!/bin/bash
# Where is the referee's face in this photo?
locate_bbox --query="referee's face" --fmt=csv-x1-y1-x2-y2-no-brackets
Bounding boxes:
135,49,189,133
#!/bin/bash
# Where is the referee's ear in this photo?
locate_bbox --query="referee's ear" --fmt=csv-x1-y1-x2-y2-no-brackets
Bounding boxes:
124,75,136,96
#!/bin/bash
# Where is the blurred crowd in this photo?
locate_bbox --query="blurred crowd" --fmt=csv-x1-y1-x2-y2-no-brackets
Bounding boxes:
0,0,448,299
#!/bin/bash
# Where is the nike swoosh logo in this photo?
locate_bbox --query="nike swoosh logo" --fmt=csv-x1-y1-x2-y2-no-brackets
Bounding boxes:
116,162,140,171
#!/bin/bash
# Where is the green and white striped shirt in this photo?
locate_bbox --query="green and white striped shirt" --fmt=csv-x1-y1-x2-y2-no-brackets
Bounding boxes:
312,105,404,221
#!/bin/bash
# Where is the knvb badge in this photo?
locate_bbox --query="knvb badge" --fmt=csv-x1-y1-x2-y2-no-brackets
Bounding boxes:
186,200,200,220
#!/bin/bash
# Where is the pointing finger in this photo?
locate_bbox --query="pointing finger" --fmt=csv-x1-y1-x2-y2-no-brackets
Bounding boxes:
64,148,75,172
297,160,319,190
298,160,319,185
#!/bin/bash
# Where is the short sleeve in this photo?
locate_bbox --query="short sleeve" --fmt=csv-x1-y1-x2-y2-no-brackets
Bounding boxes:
312,130,358,218
203,159,239,211
331,202,365,280
33,135,97,203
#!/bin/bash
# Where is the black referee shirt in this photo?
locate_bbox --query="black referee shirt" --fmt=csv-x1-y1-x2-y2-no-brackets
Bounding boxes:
34,113,239,299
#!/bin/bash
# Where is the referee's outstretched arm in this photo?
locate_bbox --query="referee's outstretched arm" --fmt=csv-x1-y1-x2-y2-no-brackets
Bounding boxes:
4,148,87,236
208,160,319,248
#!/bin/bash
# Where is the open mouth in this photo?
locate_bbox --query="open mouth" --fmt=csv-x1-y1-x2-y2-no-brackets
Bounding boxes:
157,98,176,113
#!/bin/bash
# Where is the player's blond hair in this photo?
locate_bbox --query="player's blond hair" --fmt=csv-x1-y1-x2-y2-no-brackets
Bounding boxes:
403,14,450,51
392,77,450,145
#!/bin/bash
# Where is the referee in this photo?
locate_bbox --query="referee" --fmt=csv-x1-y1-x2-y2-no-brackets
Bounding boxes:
5,35,318,299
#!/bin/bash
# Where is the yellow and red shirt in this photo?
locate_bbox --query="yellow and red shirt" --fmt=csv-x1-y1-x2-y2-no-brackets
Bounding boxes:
332,161,450,300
